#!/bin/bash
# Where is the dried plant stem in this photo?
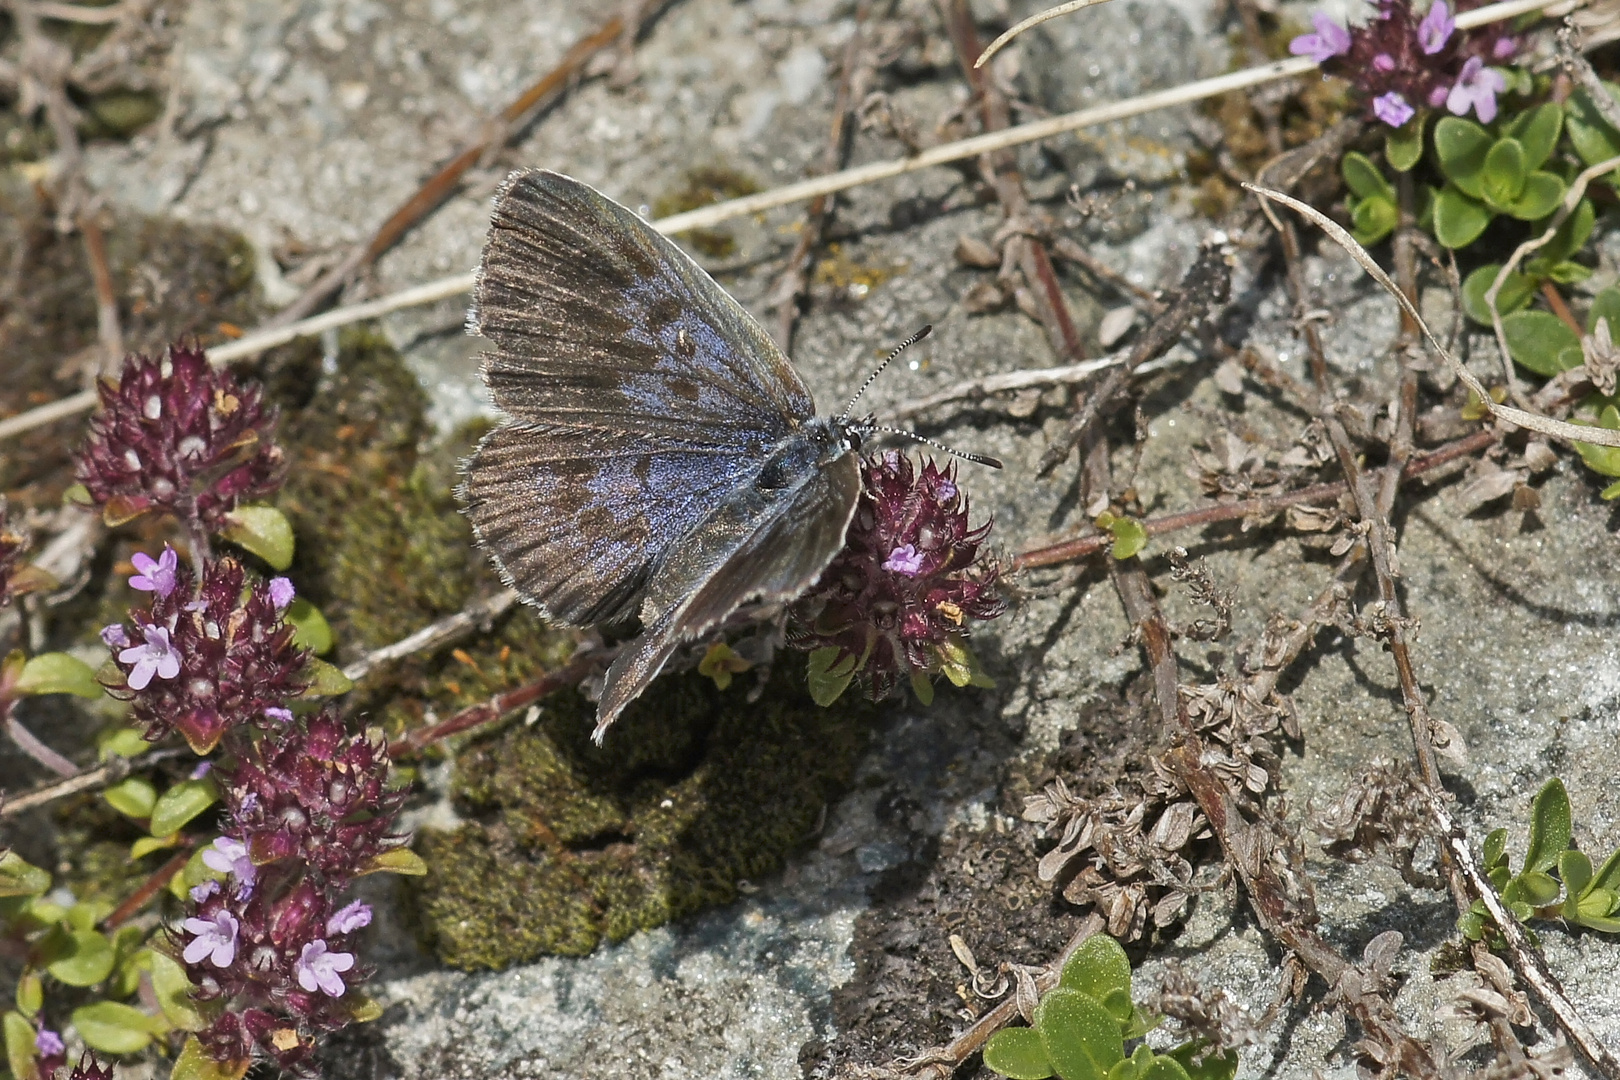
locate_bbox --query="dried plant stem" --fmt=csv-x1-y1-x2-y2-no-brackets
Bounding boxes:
0,0,1569,446
1431,793,1620,1076
101,845,192,930
341,588,519,684
939,0,1085,362
972,0,1117,69
4,704,79,777
387,646,610,758
770,0,870,349
266,0,672,327
0,747,191,820
894,914,1105,1079
79,211,124,372
1014,428,1497,569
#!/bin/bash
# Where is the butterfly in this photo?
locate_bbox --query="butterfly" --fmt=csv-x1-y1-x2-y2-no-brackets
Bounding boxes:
462,170,995,741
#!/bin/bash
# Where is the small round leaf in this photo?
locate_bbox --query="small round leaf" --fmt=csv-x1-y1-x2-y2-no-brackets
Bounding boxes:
149,777,220,838
1035,988,1123,1080
47,929,116,987
219,505,295,570
286,598,334,655
1432,186,1491,249
104,776,158,820
986,1028,1056,1080
71,1000,166,1054
16,652,102,699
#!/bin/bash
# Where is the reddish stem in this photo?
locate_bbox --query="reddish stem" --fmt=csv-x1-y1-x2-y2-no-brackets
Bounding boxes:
102,844,195,930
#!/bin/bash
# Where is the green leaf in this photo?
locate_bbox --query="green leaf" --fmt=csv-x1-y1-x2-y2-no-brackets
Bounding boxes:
1510,869,1560,907
104,776,158,820
1432,186,1491,249
1525,778,1573,873
146,949,207,1031
1108,517,1147,561
1035,988,1124,1080
1140,1057,1194,1080
985,1027,1056,1080
1386,113,1426,172
1546,261,1592,285
1565,81,1620,168
4,1010,39,1080
149,777,220,837
46,929,116,986
1603,479,1620,499
1505,172,1565,221
1350,196,1398,246
909,668,935,707
219,505,295,570
806,646,858,707
16,971,42,1017
1561,849,1594,900
286,598,334,655
358,848,428,876
1588,286,1620,335
346,994,384,1023
1484,828,1509,871
1060,934,1133,1006
1168,1043,1240,1080
1540,198,1596,266
1503,102,1563,170
1574,407,1620,478
97,725,150,760
1434,116,1493,197
1342,152,1395,201
1461,265,1535,326
16,652,102,698
132,834,180,859
1501,310,1583,376
299,657,354,697
1459,907,1487,941
1480,137,1528,208
172,1035,251,1080
0,852,50,898
71,1000,167,1054
1588,844,1620,894
937,638,995,689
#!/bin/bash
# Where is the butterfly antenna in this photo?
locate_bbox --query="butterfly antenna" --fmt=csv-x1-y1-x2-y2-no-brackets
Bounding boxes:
839,325,932,421
868,424,1003,469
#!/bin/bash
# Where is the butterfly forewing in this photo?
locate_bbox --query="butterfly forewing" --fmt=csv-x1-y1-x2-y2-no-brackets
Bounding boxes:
472,170,814,447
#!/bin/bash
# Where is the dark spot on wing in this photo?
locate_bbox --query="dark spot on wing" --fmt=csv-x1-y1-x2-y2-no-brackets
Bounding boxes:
647,296,682,334
668,378,701,401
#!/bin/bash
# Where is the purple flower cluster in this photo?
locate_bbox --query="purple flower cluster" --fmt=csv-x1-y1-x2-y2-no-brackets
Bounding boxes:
1290,0,1518,127
788,452,1003,700
74,344,285,534
102,550,309,754
180,715,395,1074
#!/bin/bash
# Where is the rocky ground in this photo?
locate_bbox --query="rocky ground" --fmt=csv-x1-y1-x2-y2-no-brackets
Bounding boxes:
6,0,1620,1076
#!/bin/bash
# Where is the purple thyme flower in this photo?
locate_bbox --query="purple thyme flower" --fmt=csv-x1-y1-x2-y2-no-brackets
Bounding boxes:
129,547,179,597
295,940,355,997
1373,92,1416,127
100,624,130,649
1373,52,1395,70
1447,56,1505,122
1493,36,1516,59
182,908,240,968
35,1029,64,1057
1290,12,1351,62
264,706,293,724
191,760,213,779
190,879,221,902
268,576,294,609
882,544,926,577
327,900,373,936
1417,0,1453,54
203,835,258,896
119,624,181,690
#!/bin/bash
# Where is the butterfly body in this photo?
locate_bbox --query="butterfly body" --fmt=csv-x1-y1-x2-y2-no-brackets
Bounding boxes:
462,169,862,739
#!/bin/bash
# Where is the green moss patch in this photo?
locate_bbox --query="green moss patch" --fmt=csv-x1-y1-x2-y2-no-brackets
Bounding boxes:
411,666,873,968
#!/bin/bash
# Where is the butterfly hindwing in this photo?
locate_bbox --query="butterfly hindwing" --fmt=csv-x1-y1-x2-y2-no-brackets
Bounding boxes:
594,448,862,736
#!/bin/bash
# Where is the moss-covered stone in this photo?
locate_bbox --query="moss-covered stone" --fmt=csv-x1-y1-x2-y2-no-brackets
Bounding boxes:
410,665,874,969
